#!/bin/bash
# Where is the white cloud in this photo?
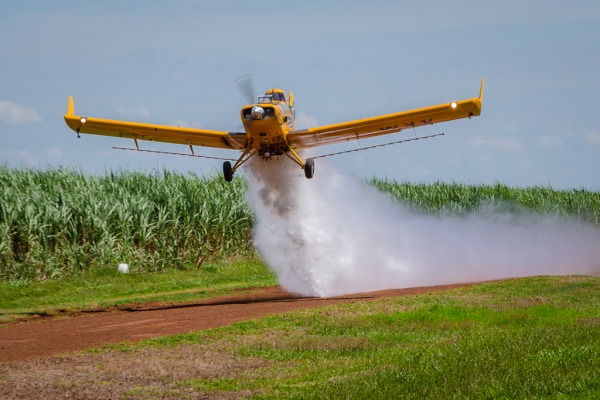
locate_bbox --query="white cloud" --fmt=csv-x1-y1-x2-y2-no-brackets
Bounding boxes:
584,130,600,144
295,112,318,129
46,147,64,158
116,106,151,120
0,100,42,125
170,120,211,129
503,123,519,134
0,149,37,166
539,134,564,149
173,119,191,128
469,137,525,153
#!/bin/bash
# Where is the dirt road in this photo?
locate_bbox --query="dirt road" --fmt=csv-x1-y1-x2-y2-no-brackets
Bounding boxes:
0,283,471,362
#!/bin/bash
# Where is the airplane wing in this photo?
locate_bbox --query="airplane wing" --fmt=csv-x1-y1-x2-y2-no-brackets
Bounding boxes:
288,80,484,149
64,97,246,150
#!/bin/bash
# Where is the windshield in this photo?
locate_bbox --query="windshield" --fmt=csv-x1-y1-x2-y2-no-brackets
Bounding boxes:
258,96,273,104
272,92,286,102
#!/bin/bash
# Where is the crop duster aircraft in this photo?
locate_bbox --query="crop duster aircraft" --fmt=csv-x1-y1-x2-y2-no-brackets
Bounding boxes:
64,78,484,181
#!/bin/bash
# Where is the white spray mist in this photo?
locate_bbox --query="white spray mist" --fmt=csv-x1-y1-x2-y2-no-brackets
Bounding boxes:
245,158,600,297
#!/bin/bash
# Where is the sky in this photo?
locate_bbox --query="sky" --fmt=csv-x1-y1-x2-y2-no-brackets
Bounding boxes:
1,1,600,190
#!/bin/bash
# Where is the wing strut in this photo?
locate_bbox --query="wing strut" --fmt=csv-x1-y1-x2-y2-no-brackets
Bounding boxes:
231,146,257,172
284,147,306,169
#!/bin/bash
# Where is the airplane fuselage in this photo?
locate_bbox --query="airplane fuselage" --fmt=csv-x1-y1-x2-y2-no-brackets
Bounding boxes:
239,89,295,160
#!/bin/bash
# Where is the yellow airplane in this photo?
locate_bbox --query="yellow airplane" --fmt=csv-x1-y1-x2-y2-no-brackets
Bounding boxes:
64,79,484,181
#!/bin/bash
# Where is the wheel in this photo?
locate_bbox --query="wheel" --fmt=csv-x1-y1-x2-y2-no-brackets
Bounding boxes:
304,158,315,179
223,161,233,182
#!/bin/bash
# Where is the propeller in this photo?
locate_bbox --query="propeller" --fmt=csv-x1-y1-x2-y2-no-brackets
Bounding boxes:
235,74,267,120
234,74,256,105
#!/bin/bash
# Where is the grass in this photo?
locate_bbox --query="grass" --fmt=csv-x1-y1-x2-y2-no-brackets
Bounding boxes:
0,258,276,322
2,276,598,399
119,276,600,399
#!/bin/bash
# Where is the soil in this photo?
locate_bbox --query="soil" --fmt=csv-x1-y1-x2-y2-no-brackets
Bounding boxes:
0,283,473,363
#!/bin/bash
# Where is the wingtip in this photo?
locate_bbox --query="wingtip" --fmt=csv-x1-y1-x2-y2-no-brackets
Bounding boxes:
479,78,485,101
67,96,74,116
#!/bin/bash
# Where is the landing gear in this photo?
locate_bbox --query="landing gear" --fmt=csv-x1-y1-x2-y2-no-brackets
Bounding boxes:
283,147,315,179
223,161,233,182
223,144,315,182
304,158,315,179
222,145,258,182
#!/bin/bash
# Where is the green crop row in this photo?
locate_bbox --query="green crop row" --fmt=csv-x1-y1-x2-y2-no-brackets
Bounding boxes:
1,167,598,283
0,166,254,283
370,178,600,224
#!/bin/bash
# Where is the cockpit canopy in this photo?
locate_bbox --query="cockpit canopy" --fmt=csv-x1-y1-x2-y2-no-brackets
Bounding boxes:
257,95,273,104
264,89,287,103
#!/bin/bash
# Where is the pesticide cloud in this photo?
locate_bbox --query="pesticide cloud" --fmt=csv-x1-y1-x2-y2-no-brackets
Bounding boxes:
245,159,600,297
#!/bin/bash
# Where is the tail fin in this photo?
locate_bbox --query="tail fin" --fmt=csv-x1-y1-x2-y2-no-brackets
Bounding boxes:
67,96,74,116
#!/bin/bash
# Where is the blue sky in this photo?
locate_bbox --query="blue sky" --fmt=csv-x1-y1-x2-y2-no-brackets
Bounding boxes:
1,1,599,190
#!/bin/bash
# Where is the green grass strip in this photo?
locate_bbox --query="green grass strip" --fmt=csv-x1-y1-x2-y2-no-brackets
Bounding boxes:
96,276,600,399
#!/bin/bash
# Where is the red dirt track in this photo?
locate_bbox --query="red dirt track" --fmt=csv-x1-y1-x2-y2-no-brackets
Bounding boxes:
0,283,472,363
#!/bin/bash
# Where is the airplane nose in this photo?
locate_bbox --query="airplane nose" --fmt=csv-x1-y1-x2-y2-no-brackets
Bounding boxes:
251,105,265,120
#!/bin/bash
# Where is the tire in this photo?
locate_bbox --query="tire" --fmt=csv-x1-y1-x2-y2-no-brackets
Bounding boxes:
223,161,233,182
304,158,315,179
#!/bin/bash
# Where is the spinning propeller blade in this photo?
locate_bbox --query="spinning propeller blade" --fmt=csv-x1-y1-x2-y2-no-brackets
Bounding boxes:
234,74,256,105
